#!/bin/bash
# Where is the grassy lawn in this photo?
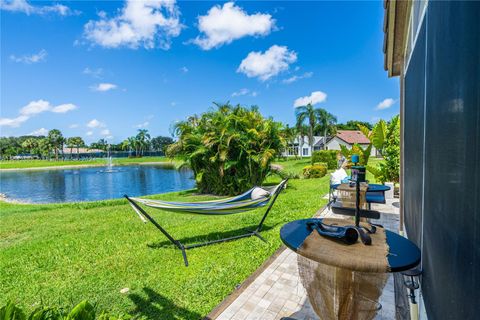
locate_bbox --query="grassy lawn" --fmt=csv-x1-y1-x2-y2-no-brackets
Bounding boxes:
273,157,385,183
0,171,330,318
0,156,176,170
274,157,312,176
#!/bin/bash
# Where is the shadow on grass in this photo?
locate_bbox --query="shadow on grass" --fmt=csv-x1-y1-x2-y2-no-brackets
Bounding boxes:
147,224,276,248
129,287,202,320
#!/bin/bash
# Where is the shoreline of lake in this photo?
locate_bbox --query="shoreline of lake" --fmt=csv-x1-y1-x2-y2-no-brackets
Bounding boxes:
0,161,177,172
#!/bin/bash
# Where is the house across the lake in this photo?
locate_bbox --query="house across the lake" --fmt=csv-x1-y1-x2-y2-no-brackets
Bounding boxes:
283,130,378,157
62,147,104,154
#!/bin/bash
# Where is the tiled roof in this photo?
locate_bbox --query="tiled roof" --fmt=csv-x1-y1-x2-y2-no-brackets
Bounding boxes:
336,130,370,144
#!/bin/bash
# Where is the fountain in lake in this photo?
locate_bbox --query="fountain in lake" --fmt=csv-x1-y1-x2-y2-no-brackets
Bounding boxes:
100,144,119,173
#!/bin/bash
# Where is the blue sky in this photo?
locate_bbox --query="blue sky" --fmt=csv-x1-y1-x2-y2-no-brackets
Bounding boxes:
1,0,399,143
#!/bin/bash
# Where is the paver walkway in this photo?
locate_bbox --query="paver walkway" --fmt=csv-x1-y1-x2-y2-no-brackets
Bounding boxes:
214,199,401,320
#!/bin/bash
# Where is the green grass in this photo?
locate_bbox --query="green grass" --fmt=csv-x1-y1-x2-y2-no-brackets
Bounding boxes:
0,173,330,318
273,157,386,183
0,157,177,170
273,157,312,176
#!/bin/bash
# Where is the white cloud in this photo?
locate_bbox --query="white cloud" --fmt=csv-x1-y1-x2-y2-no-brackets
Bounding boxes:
170,101,176,106
375,98,396,110
86,131,93,136
0,99,78,128
191,2,275,50
29,128,48,136
231,88,258,97
69,124,79,128
83,0,182,49
0,115,29,128
293,91,327,108
1,0,78,16
91,83,117,92
10,49,47,64
180,66,188,73
52,103,77,113
232,88,249,97
237,45,297,81
282,71,313,84
135,121,150,128
83,67,103,78
100,129,111,136
20,99,52,115
87,119,106,128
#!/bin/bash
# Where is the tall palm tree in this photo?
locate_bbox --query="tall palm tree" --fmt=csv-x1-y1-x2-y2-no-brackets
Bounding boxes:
282,125,297,158
47,129,64,161
316,108,337,149
68,137,85,159
21,138,38,155
66,137,76,158
295,103,322,163
135,129,151,156
38,138,52,160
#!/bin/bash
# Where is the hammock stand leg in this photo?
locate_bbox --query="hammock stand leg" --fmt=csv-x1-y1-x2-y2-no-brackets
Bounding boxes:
125,179,287,267
125,196,189,267
255,180,287,233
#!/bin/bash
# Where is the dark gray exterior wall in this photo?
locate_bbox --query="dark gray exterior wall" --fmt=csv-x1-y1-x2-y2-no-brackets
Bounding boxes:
403,1,479,319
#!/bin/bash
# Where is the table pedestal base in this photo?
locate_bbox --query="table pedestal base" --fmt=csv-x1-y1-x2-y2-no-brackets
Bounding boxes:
298,256,388,320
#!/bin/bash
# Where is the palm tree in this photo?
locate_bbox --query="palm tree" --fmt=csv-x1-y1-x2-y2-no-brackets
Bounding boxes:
21,138,38,155
316,108,337,149
121,139,130,151
135,129,151,156
282,125,297,158
295,103,322,163
47,129,64,161
67,137,85,159
167,103,284,195
37,138,52,160
66,137,76,158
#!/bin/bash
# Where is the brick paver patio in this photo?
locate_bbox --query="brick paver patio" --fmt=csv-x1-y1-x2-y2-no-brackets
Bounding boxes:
213,199,401,320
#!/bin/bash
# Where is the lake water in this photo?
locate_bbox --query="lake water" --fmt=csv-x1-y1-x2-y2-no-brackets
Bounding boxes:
0,165,195,203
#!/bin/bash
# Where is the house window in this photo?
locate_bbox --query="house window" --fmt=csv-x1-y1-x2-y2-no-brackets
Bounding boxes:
303,148,309,156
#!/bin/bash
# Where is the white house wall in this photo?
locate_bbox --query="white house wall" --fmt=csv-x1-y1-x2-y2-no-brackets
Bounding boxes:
326,137,378,157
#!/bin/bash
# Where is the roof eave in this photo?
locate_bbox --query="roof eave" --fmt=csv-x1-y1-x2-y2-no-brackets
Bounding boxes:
383,0,411,77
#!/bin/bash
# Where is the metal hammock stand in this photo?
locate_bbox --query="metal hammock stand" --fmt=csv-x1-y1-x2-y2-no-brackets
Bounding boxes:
125,179,288,266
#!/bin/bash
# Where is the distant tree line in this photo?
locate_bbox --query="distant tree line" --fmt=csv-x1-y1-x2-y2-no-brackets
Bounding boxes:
0,128,174,160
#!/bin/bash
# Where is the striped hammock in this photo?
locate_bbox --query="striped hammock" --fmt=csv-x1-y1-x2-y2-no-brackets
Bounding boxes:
126,180,286,217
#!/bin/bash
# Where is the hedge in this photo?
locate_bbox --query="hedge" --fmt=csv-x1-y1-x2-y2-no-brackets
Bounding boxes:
303,163,328,179
312,150,339,169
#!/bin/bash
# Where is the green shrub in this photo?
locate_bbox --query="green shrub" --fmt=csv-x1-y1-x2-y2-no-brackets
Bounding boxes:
275,169,300,180
167,103,284,195
0,301,127,320
339,143,372,167
366,115,400,183
303,164,328,179
312,150,339,169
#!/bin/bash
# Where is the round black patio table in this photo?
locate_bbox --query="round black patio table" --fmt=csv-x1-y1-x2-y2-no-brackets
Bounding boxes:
280,218,420,272
280,218,421,319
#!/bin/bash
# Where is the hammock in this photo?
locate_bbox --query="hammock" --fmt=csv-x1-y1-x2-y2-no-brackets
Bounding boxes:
126,183,282,216
124,179,288,266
